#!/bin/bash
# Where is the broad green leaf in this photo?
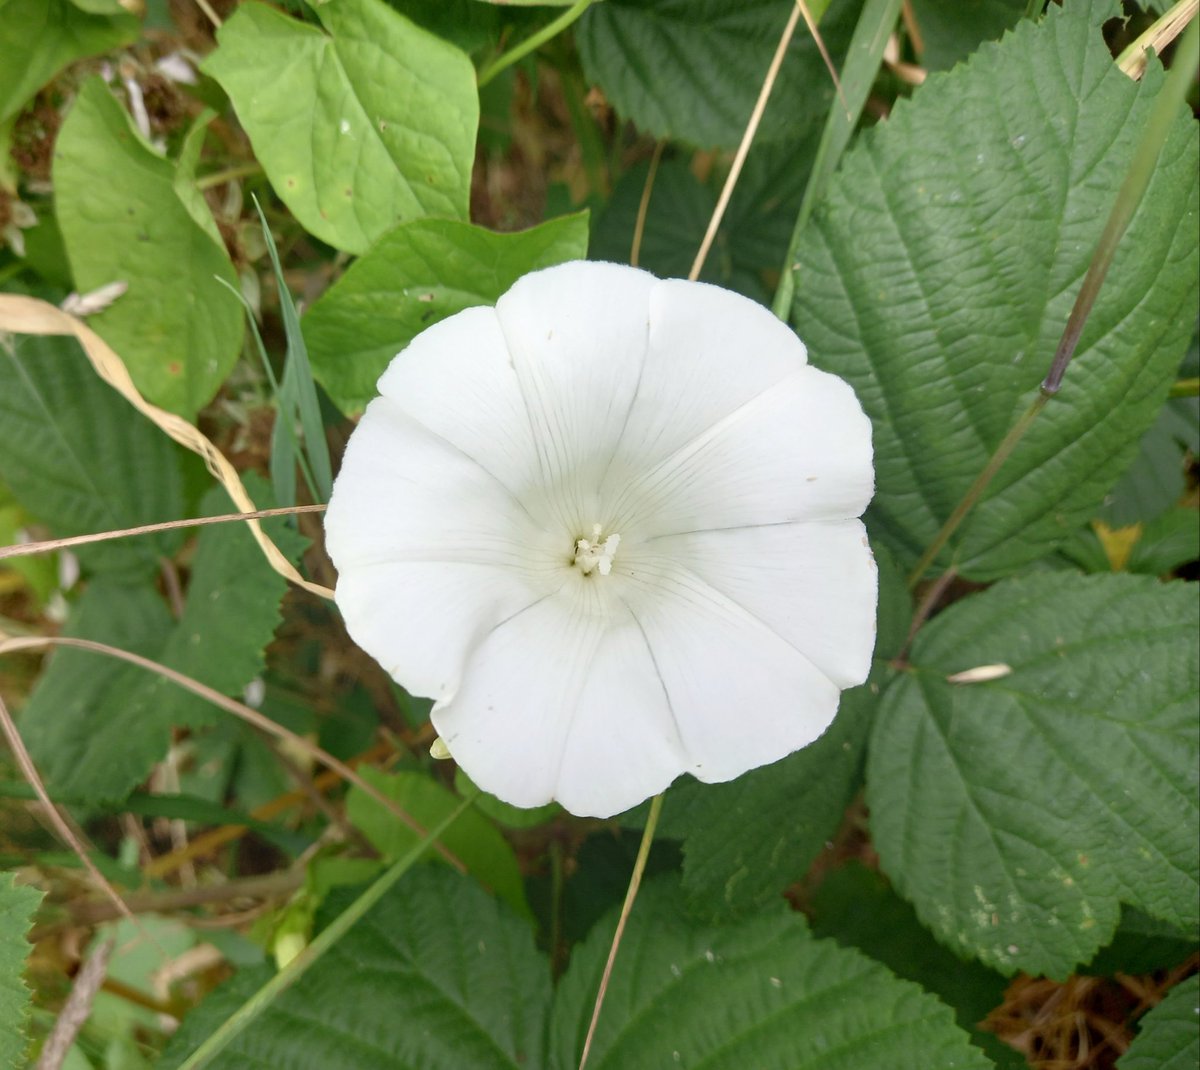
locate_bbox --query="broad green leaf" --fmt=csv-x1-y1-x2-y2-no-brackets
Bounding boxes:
161,867,551,1070
454,768,560,829
0,0,137,124
0,874,42,1070
21,478,306,803
576,0,860,149
551,877,992,1070
202,0,478,254
909,0,1026,70
809,863,1021,1070
867,572,1200,978
54,77,242,419
1119,974,1199,1070
0,331,183,580
304,213,589,413
1088,906,1198,976
346,768,531,917
791,0,1200,579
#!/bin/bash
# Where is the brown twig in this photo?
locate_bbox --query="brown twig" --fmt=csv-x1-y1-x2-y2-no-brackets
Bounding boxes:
35,938,116,1070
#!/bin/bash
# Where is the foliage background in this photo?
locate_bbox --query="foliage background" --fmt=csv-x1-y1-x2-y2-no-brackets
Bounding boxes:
0,0,1196,1068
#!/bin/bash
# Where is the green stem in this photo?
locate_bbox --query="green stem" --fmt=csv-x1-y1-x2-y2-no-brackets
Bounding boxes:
578,793,664,1070
478,0,594,89
178,789,480,1070
559,60,609,198
196,162,263,190
906,15,1199,587
771,0,905,320
1169,376,1199,398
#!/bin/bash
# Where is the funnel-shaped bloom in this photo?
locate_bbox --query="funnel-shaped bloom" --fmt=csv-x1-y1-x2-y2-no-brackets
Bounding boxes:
324,261,875,818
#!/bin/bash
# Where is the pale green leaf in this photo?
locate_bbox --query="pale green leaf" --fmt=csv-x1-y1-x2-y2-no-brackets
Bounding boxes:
1119,974,1200,1070
791,0,1199,578
346,768,530,918
202,0,478,254
868,572,1200,977
550,878,992,1070
0,331,183,580
0,0,136,124
161,867,551,1070
54,77,243,419
304,213,589,414
576,0,860,149
0,874,43,1070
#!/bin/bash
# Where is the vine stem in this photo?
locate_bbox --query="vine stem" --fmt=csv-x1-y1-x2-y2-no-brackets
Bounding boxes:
906,14,1199,588
478,0,594,89
689,0,806,281
177,789,480,1070
578,793,664,1070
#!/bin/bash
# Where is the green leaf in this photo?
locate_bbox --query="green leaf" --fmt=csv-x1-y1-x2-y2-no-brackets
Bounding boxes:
0,0,137,124
550,877,992,1070
54,77,243,419
0,874,42,1070
791,0,1200,579
577,0,860,149
454,768,561,829
1119,974,1199,1070
21,478,306,803
1100,396,1199,526
202,0,478,255
0,331,184,580
809,863,1021,1070
867,572,1200,978
909,0,1026,71
346,768,530,918
304,213,589,413
1088,906,1198,976
162,867,551,1070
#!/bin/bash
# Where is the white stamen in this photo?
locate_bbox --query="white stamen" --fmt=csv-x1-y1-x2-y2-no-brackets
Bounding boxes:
573,523,621,576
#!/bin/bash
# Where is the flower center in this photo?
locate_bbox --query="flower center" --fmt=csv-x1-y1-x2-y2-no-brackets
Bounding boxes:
572,524,621,577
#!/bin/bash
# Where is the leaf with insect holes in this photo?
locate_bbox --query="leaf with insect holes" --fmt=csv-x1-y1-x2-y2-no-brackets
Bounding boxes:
202,0,478,255
303,214,590,414
868,572,1200,978
54,77,243,419
791,0,1199,579
21,477,307,803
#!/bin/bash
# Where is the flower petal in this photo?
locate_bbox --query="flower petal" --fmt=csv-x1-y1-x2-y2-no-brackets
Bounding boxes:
608,365,873,538
494,261,657,530
617,562,849,785
628,518,877,689
601,278,808,482
325,397,555,571
374,305,546,518
335,560,549,703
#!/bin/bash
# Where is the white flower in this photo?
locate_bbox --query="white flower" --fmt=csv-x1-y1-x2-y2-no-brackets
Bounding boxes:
324,260,876,818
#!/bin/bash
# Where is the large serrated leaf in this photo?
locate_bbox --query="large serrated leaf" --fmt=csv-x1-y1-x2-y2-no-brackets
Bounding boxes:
791,0,1199,579
577,0,860,150
550,877,992,1070
0,874,43,1070
53,77,242,419
202,0,477,255
21,478,306,803
0,332,183,580
304,214,589,414
161,867,551,1070
1119,974,1199,1070
867,572,1199,978
0,0,137,123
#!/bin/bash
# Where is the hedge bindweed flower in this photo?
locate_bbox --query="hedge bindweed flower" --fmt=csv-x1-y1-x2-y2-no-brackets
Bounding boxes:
324,261,876,818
